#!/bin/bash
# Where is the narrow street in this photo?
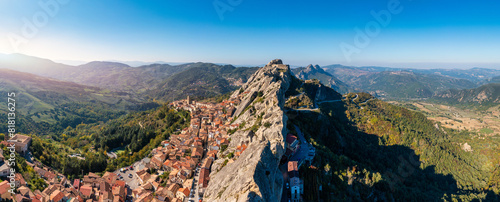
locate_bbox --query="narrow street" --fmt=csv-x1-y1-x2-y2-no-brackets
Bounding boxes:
187,157,205,202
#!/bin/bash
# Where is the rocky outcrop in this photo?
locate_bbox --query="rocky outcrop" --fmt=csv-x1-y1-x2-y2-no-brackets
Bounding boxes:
203,59,291,202
296,64,324,79
294,64,351,94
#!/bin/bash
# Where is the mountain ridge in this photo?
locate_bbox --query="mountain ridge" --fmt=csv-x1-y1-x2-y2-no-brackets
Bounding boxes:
432,83,500,109
324,66,478,98
204,59,290,201
0,54,259,100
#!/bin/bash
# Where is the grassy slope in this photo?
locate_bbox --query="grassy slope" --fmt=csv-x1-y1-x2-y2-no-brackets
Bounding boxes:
0,69,133,134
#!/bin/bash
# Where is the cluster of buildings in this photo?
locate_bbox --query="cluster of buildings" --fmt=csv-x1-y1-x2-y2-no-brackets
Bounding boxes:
15,169,130,202
69,172,128,201
0,92,292,201
128,96,242,201
0,94,245,201
0,135,131,202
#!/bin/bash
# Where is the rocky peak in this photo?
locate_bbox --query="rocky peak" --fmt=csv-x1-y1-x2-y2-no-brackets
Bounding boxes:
267,59,283,66
293,63,352,94
296,64,328,80
204,59,291,202
304,64,325,73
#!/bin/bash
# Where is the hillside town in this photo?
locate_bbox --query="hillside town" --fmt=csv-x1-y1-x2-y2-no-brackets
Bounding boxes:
0,92,314,202
0,94,235,201
126,95,242,201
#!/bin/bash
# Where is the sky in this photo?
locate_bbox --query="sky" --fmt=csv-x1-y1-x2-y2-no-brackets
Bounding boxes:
1,0,500,68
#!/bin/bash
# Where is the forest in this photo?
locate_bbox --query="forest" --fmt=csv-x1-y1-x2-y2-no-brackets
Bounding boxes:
27,104,190,180
286,92,500,201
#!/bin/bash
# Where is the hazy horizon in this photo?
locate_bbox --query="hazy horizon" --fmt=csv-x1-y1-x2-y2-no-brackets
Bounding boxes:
50,59,500,70
2,52,500,70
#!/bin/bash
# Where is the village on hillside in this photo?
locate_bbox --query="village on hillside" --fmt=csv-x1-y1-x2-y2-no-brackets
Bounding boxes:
0,92,314,202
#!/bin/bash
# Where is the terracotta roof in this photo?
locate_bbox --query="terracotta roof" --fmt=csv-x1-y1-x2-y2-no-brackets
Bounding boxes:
45,171,57,180
112,184,125,197
102,172,117,184
199,168,210,188
288,161,298,172
168,183,180,193
201,158,213,169
178,187,190,197
171,198,183,202
100,190,113,201
50,190,64,202
0,181,11,195
163,159,173,167
18,186,33,197
80,185,93,197
14,173,26,185
15,194,26,202
99,181,111,192
114,180,126,188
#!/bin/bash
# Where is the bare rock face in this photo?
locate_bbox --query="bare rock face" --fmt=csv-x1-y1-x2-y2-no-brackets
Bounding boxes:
204,59,291,202
267,59,283,66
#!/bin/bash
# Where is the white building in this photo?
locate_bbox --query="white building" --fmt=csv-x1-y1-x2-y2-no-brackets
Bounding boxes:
290,177,301,202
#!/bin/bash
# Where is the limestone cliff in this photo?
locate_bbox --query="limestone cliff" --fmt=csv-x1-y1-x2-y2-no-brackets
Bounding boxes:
203,59,291,202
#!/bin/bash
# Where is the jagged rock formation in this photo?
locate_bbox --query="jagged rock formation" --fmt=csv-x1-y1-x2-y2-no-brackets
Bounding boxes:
293,64,351,94
203,59,291,202
295,64,324,79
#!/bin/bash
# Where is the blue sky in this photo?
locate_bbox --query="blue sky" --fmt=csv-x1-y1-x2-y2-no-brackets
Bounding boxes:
1,0,500,68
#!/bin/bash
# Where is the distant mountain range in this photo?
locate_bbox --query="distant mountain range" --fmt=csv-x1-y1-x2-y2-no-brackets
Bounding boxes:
323,64,500,82
0,54,188,94
319,64,500,99
291,63,497,99
0,53,259,102
348,70,476,98
2,53,500,103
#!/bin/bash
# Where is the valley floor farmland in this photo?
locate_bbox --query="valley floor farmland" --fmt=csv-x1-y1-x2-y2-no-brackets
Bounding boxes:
391,101,500,136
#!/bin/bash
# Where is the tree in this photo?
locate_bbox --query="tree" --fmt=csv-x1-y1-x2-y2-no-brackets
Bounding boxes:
324,163,331,173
